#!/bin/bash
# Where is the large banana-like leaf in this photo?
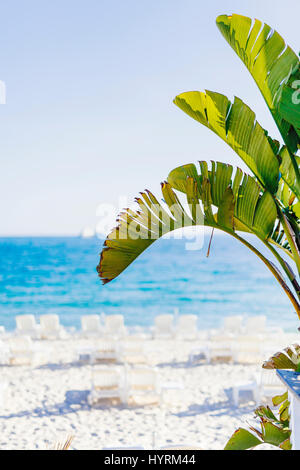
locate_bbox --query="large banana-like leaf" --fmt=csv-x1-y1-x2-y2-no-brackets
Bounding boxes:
173,91,280,194
168,161,277,238
98,161,278,283
98,185,194,284
216,14,300,163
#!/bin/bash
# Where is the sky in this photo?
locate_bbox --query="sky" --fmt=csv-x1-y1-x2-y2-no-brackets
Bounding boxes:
1,0,300,236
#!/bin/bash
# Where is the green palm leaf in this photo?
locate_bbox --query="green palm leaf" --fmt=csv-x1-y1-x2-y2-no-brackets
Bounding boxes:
216,13,300,160
168,161,277,239
173,90,280,194
98,161,277,283
224,428,262,451
98,184,194,284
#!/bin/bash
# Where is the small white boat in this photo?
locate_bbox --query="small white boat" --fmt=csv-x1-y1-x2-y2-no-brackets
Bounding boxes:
81,226,96,239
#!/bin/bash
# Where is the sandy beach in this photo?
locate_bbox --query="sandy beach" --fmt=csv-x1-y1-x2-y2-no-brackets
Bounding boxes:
0,334,296,450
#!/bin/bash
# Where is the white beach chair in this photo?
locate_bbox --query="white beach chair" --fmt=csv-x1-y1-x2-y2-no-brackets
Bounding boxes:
207,335,234,363
175,315,198,340
92,338,119,363
125,366,161,405
118,338,147,364
104,315,127,338
8,336,35,365
153,315,174,339
40,314,65,340
15,315,40,339
221,315,243,335
244,316,266,334
88,366,126,405
81,315,103,338
233,335,264,364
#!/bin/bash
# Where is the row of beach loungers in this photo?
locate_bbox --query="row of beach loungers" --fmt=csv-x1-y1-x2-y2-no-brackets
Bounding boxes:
0,313,289,418
0,338,284,410
1,313,203,340
87,364,286,407
85,361,287,450
0,314,288,368
88,364,184,406
0,312,285,340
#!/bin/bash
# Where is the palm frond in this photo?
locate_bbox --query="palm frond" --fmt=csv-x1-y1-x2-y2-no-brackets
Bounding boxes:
98,161,277,283
216,13,300,160
174,91,280,194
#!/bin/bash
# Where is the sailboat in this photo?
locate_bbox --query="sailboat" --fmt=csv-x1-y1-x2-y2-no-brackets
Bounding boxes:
80,226,96,239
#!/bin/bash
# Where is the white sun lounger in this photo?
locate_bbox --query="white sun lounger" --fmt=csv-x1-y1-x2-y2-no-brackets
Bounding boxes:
233,335,264,364
207,334,235,363
153,315,174,339
8,336,35,365
104,315,127,338
40,314,66,340
92,338,119,363
15,315,40,339
125,366,161,405
81,315,103,338
88,366,126,405
118,339,147,364
175,315,198,340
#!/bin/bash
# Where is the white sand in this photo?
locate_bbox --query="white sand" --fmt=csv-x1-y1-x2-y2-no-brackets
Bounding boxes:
0,334,296,450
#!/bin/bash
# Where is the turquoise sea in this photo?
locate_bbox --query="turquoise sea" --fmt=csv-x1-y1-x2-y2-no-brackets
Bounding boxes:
0,235,298,332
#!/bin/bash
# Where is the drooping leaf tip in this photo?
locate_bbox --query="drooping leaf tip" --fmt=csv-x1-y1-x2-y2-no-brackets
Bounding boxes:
216,14,230,26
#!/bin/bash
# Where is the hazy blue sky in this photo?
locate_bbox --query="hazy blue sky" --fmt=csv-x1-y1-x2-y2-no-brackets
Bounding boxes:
1,0,299,235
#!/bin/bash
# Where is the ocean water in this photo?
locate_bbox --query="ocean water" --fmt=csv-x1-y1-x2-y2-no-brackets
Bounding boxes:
0,235,298,332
